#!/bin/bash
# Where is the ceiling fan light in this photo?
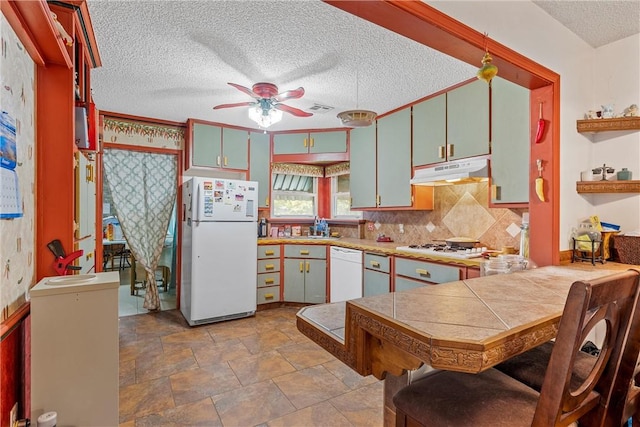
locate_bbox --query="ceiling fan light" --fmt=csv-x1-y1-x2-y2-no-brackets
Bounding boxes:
248,105,283,128
337,110,377,127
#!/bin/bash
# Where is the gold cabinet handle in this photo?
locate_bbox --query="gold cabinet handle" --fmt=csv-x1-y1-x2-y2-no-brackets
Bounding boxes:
303,137,308,147
300,250,309,255
447,144,454,157
216,155,221,166
265,196,269,207
265,250,274,256
310,137,314,147
416,268,430,277
86,164,94,182
370,261,381,268
438,145,445,159
376,195,381,206
306,261,310,273
300,261,304,272
265,264,275,270
224,156,228,166
264,278,275,284
264,293,274,299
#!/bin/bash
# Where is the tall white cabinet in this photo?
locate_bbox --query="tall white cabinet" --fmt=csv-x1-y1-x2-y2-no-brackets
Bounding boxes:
30,272,119,426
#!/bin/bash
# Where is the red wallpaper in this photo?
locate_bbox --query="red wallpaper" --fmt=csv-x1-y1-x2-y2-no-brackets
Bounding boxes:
0,314,29,425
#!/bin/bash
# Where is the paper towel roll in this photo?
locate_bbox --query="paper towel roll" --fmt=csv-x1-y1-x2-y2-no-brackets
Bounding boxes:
37,411,57,427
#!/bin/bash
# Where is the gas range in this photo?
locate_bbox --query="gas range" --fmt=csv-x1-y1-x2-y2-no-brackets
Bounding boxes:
395,244,487,259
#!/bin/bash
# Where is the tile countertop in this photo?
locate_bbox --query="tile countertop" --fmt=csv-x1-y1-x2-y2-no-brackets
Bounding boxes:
258,237,484,268
296,263,639,378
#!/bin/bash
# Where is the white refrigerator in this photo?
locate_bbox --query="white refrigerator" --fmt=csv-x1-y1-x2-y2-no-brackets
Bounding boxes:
181,177,258,326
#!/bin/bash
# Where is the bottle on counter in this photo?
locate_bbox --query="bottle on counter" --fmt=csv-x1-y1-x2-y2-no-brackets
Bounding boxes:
258,218,267,237
519,213,530,259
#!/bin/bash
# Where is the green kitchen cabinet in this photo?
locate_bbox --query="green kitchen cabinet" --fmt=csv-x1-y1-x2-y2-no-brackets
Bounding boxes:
273,131,347,155
490,77,530,204
190,122,248,170
350,108,412,208
349,125,377,208
446,80,490,161
412,93,447,166
283,258,326,303
363,252,391,297
394,257,462,291
376,108,412,207
249,131,271,208
283,244,327,304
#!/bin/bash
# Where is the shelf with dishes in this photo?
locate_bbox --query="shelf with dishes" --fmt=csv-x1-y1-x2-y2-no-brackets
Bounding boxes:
576,180,640,194
576,116,640,133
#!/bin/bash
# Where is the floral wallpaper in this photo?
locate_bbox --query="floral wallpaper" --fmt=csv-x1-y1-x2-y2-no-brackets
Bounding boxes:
0,14,36,321
103,117,184,150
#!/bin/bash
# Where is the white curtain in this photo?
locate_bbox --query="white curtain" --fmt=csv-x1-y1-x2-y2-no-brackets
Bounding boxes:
103,149,177,311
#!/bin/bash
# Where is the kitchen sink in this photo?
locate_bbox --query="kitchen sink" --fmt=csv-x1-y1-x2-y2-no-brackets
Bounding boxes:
46,274,97,286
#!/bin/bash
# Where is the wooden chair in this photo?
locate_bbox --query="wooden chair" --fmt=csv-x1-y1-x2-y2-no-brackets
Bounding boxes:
495,269,640,426
392,269,640,427
130,256,169,295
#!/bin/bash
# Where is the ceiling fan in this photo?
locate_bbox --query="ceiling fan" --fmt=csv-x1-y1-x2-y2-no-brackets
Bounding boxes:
213,82,312,128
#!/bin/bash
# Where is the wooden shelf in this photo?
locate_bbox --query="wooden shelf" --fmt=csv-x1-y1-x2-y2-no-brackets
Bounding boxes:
576,180,640,194
577,116,640,133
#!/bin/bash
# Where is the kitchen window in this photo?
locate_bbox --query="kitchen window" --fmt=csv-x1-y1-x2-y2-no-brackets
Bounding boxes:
270,164,321,217
332,174,362,219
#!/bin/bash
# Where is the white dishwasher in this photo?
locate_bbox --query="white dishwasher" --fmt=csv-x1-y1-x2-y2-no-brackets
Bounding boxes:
330,246,363,302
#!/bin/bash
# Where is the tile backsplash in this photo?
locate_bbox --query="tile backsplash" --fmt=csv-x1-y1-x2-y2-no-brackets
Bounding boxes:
335,182,527,250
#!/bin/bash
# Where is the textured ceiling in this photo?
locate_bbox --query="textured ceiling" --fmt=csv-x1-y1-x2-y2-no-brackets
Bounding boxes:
86,1,640,131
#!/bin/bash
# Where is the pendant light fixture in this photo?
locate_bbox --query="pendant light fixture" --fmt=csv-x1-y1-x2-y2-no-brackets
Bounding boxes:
476,33,498,84
337,20,377,127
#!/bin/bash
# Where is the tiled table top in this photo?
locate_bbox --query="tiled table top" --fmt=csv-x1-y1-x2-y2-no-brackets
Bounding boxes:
297,265,632,378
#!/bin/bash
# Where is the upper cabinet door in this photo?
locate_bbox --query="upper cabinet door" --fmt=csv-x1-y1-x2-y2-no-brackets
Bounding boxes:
413,94,446,166
309,131,347,154
273,133,308,154
221,128,248,169
249,131,271,208
349,125,377,209
377,108,412,207
490,77,530,204
447,80,490,160
192,123,222,167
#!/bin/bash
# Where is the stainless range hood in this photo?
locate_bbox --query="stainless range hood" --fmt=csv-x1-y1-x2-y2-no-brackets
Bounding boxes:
410,158,489,186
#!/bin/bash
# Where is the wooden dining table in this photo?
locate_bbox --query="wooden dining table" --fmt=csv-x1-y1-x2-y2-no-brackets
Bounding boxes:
296,264,628,426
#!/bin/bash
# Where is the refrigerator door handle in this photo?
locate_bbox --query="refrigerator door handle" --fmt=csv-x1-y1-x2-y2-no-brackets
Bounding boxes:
194,182,201,224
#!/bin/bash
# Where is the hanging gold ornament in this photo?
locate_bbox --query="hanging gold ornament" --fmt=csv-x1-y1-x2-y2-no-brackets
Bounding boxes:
477,51,498,84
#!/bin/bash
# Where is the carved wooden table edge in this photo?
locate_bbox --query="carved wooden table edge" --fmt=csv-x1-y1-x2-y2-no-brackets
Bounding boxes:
295,315,356,369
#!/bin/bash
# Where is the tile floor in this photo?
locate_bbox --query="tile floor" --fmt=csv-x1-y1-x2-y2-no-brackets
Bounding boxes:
117,306,384,426
118,267,177,317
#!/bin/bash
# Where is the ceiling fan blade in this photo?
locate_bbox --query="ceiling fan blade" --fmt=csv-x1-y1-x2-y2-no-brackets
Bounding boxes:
227,82,259,99
274,87,305,102
213,101,257,110
273,103,313,117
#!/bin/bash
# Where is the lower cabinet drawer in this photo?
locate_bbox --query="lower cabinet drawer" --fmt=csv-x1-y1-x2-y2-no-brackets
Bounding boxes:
257,286,281,304
258,259,280,274
395,257,461,284
257,273,280,288
364,269,390,296
364,252,391,273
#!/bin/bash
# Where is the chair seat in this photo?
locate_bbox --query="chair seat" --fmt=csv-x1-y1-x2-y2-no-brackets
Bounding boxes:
495,341,597,392
393,368,543,426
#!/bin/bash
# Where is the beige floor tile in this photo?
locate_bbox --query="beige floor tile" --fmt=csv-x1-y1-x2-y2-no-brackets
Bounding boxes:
329,381,385,427
119,336,163,362
212,380,296,426
240,329,294,354
277,341,336,370
136,347,198,383
272,365,350,410
228,349,297,386
161,327,214,352
206,322,258,342
119,357,136,388
323,359,380,390
119,377,175,423
169,362,242,407
135,397,222,427
265,401,353,427
192,338,252,366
